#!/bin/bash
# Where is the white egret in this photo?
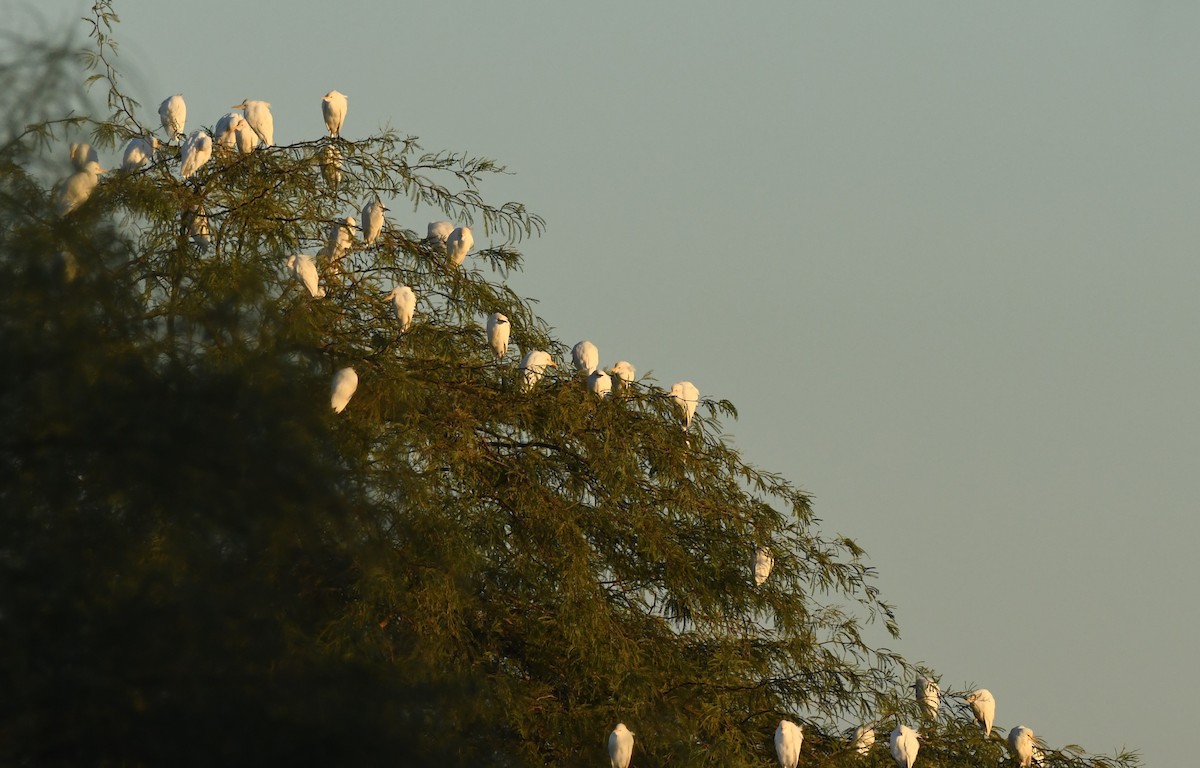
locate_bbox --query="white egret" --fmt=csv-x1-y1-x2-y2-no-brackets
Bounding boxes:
890,725,919,768
361,199,387,245
320,144,342,187
754,547,774,586
1009,726,1035,768
322,90,348,137
669,381,700,430
180,130,213,179
588,369,612,399
55,160,104,217
851,725,875,756
610,360,636,387
486,312,510,359
69,143,98,171
183,204,210,251
446,225,473,266
325,216,355,265
121,136,159,172
913,677,939,720
231,99,273,146
607,723,634,768
286,254,325,298
232,118,258,154
520,350,555,391
774,719,802,768
330,367,358,414
964,688,995,737
385,285,416,332
427,220,454,245
571,341,598,375
214,112,238,147
159,94,186,141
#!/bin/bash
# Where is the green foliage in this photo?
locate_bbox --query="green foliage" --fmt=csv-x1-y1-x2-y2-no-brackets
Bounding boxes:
0,5,1139,767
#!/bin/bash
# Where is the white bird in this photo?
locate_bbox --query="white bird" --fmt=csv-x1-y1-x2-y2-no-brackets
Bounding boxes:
445,225,473,266
607,723,634,768
913,677,939,720
159,94,186,141
964,688,995,738
610,361,636,388
325,216,355,264
69,143,98,171
214,112,238,148
486,312,510,359
320,144,342,187
121,136,159,171
890,725,919,768
183,204,210,251
427,220,454,244
669,381,700,430
216,114,256,154
851,725,875,756
180,130,213,179
56,160,104,217
231,99,273,146
385,285,416,332
286,254,325,298
588,369,612,399
774,719,803,768
322,90,348,137
571,341,599,375
330,367,358,414
520,350,556,391
361,199,387,245
1009,726,1035,768
754,547,774,586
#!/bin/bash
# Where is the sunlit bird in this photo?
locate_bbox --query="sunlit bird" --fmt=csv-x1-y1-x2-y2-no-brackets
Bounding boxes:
670,381,700,430
427,220,454,245
325,216,356,265
890,726,919,768
572,341,598,375
774,719,803,768
69,142,98,171
588,369,612,399
216,114,256,154
322,90,348,137
56,160,104,217
487,312,510,359
214,112,238,146
754,547,774,586
914,677,939,720
520,350,555,391
446,225,473,266
385,285,416,332
231,99,273,146
610,360,636,388
608,723,634,768
286,254,325,298
121,136,159,172
183,204,210,251
361,199,387,245
330,367,358,414
964,689,995,738
851,725,875,756
159,94,186,141
320,144,342,187
180,130,213,179
1008,726,1035,768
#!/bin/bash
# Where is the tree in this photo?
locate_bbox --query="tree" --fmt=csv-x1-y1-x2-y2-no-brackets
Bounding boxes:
0,5,1139,767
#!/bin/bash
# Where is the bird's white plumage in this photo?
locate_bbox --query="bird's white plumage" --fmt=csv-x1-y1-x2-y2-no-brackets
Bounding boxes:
184,204,210,251
159,94,186,141
330,367,358,414
914,677,939,720
386,285,416,332
774,719,802,768
446,225,473,266
670,381,700,430
851,725,875,756
231,99,273,146
964,688,995,737
571,341,599,375
180,130,213,179
325,216,355,264
361,200,387,245
607,723,634,768
890,725,919,768
320,144,342,187
427,220,454,244
214,113,238,147
322,90,348,137
588,370,612,399
287,254,324,298
121,136,159,172
56,160,104,217
1009,725,1035,768
754,547,774,586
520,350,555,391
487,312,510,359
69,143,98,171
610,360,636,387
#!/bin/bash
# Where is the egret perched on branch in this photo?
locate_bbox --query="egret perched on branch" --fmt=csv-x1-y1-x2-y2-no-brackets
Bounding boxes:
325,216,355,265
214,112,237,146
670,381,699,430
588,370,612,399
231,99,273,146
183,204,210,251
486,312,510,359
330,367,358,414
361,199,387,245
520,350,555,391
913,677,939,720
385,285,416,332
56,160,104,217
774,720,802,768
159,94,186,142
320,144,342,187
322,90,347,137
69,143,97,171
851,725,875,756
607,724,634,768
286,254,324,298
610,361,636,388
427,220,453,245
1009,726,1035,768
446,225,473,266
754,547,774,586
890,726,919,768
571,341,598,375
216,114,256,154
180,130,212,179
964,688,995,737
121,136,159,172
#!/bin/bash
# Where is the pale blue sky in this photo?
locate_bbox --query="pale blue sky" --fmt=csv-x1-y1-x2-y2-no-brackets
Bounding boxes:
23,1,1200,764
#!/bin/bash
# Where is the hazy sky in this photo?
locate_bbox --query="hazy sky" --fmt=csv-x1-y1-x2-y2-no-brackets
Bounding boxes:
19,1,1199,764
